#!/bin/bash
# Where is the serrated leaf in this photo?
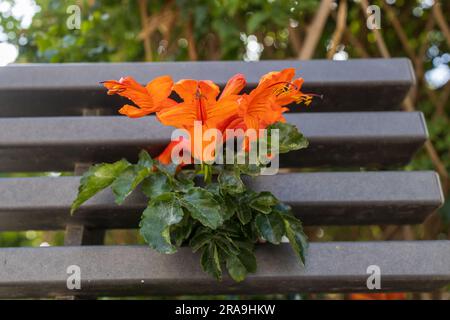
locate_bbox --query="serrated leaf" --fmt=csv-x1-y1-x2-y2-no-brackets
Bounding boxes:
236,205,253,224
190,228,213,252
218,169,245,194
200,243,222,281
139,193,184,254
254,213,285,244
221,194,238,221
282,214,308,265
207,184,236,221
174,170,196,192
112,165,150,204
137,150,154,168
71,159,130,214
111,151,153,204
269,122,309,154
170,211,193,247
249,191,278,214
237,162,261,176
181,187,223,229
142,171,172,198
215,236,240,256
155,161,178,176
225,247,257,282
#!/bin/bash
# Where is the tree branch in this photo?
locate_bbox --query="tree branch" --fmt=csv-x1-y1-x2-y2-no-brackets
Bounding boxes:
298,0,333,59
327,0,347,59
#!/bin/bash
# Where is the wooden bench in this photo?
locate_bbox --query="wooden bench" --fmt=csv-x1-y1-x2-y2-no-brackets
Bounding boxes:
0,59,448,298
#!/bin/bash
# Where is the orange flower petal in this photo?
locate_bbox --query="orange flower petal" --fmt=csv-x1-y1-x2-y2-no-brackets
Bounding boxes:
206,95,239,129
103,76,174,118
103,77,154,111
118,104,152,118
145,75,174,104
157,102,198,129
173,79,199,101
219,74,246,99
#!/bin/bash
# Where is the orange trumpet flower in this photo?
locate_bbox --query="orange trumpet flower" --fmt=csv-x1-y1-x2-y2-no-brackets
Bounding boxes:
223,68,312,152
102,75,176,118
226,68,311,133
156,74,246,162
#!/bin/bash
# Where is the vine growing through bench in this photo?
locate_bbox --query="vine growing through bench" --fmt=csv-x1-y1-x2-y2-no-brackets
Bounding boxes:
71,69,313,281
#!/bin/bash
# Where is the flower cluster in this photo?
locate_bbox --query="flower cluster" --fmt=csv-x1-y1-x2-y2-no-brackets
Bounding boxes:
72,69,312,282
103,68,312,165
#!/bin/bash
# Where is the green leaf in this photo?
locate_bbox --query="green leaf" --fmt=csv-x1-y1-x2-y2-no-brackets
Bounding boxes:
71,159,130,214
282,214,308,265
215,236,240,256
200,243,222,281
254,213,285,244
249,191,278,214
111,151,154,204
170,211,193,247
190,228,213,252
174,170,196,192
218,169,245,194
206,184,236,221
137,150,154,168
181,187,223,229
142,171,172,198
236,205,253,225
269,122,309,154
139,193,184,254
112,165,150,204
225,247,257,282
156,161,178,176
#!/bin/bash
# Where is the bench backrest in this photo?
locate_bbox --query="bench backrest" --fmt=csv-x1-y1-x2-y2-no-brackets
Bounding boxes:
0,59,448,298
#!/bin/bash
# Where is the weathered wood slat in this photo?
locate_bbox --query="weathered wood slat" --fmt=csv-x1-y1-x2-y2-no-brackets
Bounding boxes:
0,241,448,298
0,59,414,116
0,171,442,231
0,112,427,171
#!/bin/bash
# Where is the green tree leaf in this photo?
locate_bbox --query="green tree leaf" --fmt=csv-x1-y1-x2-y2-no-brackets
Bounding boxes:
170,211,193,247
111,151,154,204
137,150,154,168
282,214,308,265
236,205,253,225
190,228,214,252
112,166,149,204
249,191,278,214
200,243,222,281
181,188,223,229
71,159,130,214
174,170,196,192
254,213,285,244
225,247,257,282
139,193,184,254
142,171,172,199
269,122,309,154
214,236,240,256
218,169,245,194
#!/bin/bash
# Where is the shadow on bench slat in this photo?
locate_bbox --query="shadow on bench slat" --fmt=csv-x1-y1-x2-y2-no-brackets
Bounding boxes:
0,112,427,171
0,59,415,116
0,241,448,298
0,171,442,231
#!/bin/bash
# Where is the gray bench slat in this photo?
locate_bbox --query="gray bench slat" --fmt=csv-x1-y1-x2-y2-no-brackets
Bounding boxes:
0,171,442,231
0,112,427,171
0,241,448,297
0,59,414,116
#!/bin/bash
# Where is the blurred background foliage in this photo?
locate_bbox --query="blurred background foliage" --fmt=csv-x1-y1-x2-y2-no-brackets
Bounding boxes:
0,0,449,299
